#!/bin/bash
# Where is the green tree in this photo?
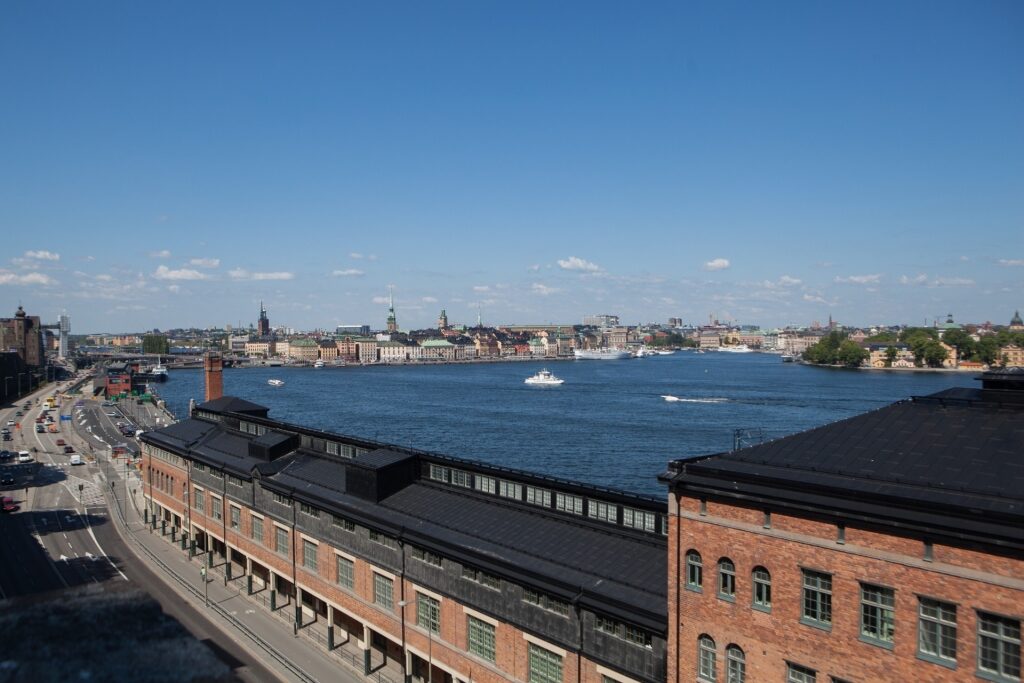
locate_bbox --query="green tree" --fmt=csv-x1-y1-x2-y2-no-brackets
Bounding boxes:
922,340,949,368
837,340,869,367
941,329,975,361
142,334,170,355
883,346,898,368
976,336,1001,366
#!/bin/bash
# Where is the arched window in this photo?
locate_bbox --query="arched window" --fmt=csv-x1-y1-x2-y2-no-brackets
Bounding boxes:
726,645,745,683
718,558,736,598
686,550,703,589
752,567,771,610
698,635,717,682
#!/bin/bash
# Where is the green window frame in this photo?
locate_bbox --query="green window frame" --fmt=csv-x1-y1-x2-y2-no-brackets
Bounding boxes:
373,573,394,610
528,643,563,683
467,616,495,662
336,555,354,590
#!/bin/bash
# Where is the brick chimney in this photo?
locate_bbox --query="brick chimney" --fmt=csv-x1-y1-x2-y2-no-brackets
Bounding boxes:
203,352,223,402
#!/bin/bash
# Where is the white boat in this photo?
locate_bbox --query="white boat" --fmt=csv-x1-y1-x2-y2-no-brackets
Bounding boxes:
719,344,753,353
655,350,675,355
781,354,798,363
313,360,325,368
633,347,655,358
525,369,564,385
574,348,632,360
267,379,285,387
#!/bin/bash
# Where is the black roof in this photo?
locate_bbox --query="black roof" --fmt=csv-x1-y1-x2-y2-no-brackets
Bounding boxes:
662,381,1024,551
196,396,269,417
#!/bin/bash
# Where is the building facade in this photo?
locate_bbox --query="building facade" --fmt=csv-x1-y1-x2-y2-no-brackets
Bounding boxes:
661,369,1024,683
142,398,669,683
0,305,44,367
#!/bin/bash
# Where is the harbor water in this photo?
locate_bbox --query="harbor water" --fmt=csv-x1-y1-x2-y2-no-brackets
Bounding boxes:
154,354,978,496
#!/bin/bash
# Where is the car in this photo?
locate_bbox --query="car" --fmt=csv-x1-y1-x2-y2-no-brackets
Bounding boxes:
106,412,117,417
14,411,22,417
64,445,74,454
2,435,11,442
56,439,65,446
35,425,45,433
17,451,32,463
4,420,13,427
0,473,14,485
69,454,82,466
1,496,18,513
0,450,11,461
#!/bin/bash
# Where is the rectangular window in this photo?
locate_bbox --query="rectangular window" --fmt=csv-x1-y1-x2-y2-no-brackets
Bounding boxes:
860,584,895,646
416,593,440,634
252,516,263,543
301,539,318,572
429,464,449,482
475,475,496,494
528,644,563,683
555,492,583,515
299,502,320,518
588,500,617,523
918,598,956,665
462,566,500,590
373,574,394,610
272,492,289,506
332,515,356,532
802,570,832,628
526,486,551,507
193,487,205,513
326,441,340,456
336,555,354,590
368,530,398,549
787,663,816,683
211,496,222,521
596,616,619,636
467,616,496,662
499,481,521,500
411,546,443,567
230,505,240,530
977,611,1021,680
524,589,569,617
451,470,471,488
623,508,656,532
624,625,652,648
275,527,289,557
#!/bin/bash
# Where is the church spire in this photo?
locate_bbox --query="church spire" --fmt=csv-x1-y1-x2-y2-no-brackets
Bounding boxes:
386,286,398,333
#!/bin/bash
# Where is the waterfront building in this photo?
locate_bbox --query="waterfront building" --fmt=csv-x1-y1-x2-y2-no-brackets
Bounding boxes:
273,339,290,358
697,331,721,350
318,340,339,362
421,338,455,361
142,396,669,683
245,337,276,359
0,305,44,367
336,336,358,362
228,334,249,353
660,369,1024,683
1000,344,1024,367
289,337,320,363
377,340,409,364
354,337,379,363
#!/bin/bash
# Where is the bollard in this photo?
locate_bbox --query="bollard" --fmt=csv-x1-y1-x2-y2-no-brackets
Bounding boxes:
180,535,186,550
151,516,157,530
364,648,371,676
270,589,276,611
207,552,213,568
328,625,334,650
170,527,176,543
226,562,232,583
295,603,302,630
189,539,196,557
247,574,253,595
144,509,149,524
161,520,167,536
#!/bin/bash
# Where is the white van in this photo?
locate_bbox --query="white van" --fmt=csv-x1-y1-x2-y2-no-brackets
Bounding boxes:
17,451,32,463
69,454,83,466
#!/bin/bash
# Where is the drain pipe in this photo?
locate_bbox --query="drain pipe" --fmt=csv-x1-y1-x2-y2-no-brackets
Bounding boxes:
573,586,584,683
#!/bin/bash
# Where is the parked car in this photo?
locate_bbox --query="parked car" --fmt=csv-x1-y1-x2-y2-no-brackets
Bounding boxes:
56,439,65,446
0,450,12,461
69,454,83,466
1,496,19,512
64,446,74,454
0,473,14,485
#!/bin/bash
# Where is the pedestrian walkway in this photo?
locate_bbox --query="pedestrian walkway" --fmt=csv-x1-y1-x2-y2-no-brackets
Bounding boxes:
101,454,407,683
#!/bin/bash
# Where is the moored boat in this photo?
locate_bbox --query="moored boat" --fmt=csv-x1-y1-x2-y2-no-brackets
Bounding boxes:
574,348,632,360
525,369,564,385
268,379,285,387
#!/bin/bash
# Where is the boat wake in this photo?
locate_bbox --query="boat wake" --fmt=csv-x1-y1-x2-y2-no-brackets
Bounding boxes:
661,395,729,404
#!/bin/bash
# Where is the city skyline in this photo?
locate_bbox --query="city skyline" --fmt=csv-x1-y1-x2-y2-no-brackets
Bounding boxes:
1,2,1021,332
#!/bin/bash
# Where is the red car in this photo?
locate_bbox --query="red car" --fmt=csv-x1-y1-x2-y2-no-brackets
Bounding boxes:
63,446,75,454
56,439,65,446
1,496,18,513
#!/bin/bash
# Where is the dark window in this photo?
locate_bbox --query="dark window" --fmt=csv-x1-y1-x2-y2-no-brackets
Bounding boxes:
698,634,716,682
752,567,772,611
977,612,1021,681
718,558,736,599
801,570,832,628
686,550,703,590
860,584,895,645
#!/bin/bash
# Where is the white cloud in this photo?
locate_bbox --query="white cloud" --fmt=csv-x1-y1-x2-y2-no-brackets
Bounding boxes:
704,258,730,271
153,265,208,281
834,274,881,284
0,271,56,286
778,275,801,286
149,249,172,259
332,269,364,277
95,274,114,282
83,255,96,262
899,274,929,286
557,256,601,272
350,252,378,261
228,268,294,281
997,259,1024,267
167,285,181,293
189,258,220,268
473,285,491,292
421,296,438,303
531,283,558,296
25,250,60,261
371,296,389,305
802,293,828,304
527,264,541,272
900,273,975,287
350,252,364,259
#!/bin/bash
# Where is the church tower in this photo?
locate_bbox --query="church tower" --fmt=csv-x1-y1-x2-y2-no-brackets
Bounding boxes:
438,309,448,330
386,287,398,333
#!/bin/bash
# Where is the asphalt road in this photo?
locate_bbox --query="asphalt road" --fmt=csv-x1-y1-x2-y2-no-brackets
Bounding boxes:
0,379,277,683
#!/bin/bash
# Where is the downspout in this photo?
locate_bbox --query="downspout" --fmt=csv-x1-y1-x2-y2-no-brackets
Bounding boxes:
573,586,584,683
675,491,681,683
291,491,298,634
221,467,228,583
398,529,408,683
186,462,192,553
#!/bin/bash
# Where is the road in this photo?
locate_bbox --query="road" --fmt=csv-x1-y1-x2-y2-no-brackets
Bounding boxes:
0,378,277,682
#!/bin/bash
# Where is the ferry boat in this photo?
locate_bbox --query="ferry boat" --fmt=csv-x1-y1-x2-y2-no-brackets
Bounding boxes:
313,360,325,368
718,344,753,353
573,348,632,361
267,379,285,387
781,354,798,363
525,369,564,385
137,363,169,382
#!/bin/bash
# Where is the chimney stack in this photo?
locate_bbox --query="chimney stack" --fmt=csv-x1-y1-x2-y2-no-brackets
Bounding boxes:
204,352,223,402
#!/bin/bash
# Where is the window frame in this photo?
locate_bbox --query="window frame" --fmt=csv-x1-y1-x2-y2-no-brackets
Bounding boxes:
752,566,772,612
416,593,441,634
373,573,394,610
686,550,703,592
335,554,354,590
859,583,896,648
917,597,957,669
801,569,833,630
467,615,496,663
697,634,717,682
718,558,736,601
726,645,745,683
976,610,1021,682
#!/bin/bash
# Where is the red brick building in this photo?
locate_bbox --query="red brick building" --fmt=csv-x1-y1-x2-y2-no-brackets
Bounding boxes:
661,368,1024,683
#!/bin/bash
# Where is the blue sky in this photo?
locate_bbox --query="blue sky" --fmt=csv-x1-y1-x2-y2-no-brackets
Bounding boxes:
1,2,1021,333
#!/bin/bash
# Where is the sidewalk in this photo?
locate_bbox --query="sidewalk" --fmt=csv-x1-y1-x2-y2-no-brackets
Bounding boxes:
100,455,407,683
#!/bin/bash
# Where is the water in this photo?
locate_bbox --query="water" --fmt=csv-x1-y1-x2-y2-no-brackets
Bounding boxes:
153,355,979,496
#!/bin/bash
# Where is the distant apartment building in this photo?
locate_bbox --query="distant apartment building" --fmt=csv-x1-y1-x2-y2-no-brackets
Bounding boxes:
867,344,916,369
336,325,371,336
583,314,619,328
228,335,249,353
421,339,455,361
354,338,379,363
336,337,358,363
1000,345,1024,367
274,339,290,358
698,331,721,350
779,331,823,355
318,340,339,362
377,341,409,364
668,318,683,329
245,337,276,358
289,338,320,362
661,369,1024,683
